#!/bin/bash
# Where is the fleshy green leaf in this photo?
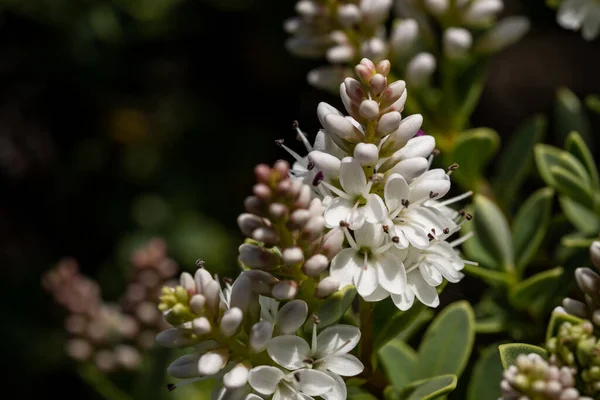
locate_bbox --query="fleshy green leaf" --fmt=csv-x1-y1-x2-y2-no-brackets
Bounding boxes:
546,310,584,341
413,301,475,380
462,264,513,287
534,144,564,186
373,302,427,351
467,344,503,400
460,205,500,270
555,87,592,145
451,128,500,190
512,188,554,273
550,166,595,209
586,94,600,114
508,267,563,311
473,195,514,271
399,375,458,400
348,387,378,400
559,196,600,234
498,343,548,369
379,339,418,390
565,131,600,190
475,314,507,334
306,285,356,330
494,115,546,206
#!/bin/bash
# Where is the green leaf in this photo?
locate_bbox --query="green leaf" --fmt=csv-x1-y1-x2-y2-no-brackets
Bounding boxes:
512,188,554,273
373,302,427,350
565,131,600,190
586,94,600,114
475,314,507,334
473,194,514,271
413,301,475,380
550,166,595,209
557,150,592,184
451,128,500,189
494,115,546,206
307,285,356,330
460,209,500,270
399,375,458,400
561,234,595,248
463,264,513,286
379,339,418,390
555,87,591,145
535,144,564,186
546,310,584,341
508,267,563,311
467,344,503,400
498,343,548,369
348,387,378,400
559,196,600,234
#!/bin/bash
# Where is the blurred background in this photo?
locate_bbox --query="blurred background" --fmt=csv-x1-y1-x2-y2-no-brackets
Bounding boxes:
1,0,599,398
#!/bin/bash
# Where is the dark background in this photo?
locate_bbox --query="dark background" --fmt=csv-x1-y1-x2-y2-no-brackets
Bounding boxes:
1,0,600,398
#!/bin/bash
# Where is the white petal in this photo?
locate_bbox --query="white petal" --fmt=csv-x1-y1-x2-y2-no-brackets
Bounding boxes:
223,363,250,389
409,169,450,203
330,249,361,287
199,348,229,376
294,369,335,396
347,207,366,230
385,173,410,211
321,371,347,400
426,254,464,283
387,158,429,182
408,272,440,308
391,225,410,248
324,197,354,228
354,222,385,249
376,252,407,295
277,300,309,335
267,336,311,370
399,222,430,249
316,325,361,359
419,263,443,286
391,288,415,311
354,262,378,297
340,157,366,195
321,354,364,376
362,284,390,301
167,353,201,378
248,366,284,395
245,395,263,400
363,194,387,224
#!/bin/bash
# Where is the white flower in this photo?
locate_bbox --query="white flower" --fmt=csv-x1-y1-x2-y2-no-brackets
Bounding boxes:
392,241,465,310
329,222,406,299
557,0,600,40
383,172,453,249
266,324,364,400
248,366,335,399
321,157,387,229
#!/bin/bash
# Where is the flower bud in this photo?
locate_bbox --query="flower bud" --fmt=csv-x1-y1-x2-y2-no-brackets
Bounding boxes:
155,328,197,348
254,164,272,184
167,353,201,378
463,0,503,25
410,169,451,201
376,111,402,137
295,1,319,17
272,280,299,300
353,143,379,166
562,298,588,318
308,66,349,93
189,294,206,314
289,209,311,229
362,37,387,62
369,73,387,97
238,244,282,270
283,247,305,266
379,135,435,172
195,268,215,294
308,198,325,217
591,241,600,271
359,99,380,119
269,203,289,220
327,45,355,63
249,321,274,353
241,270,278,295
220,307,244,337
308,150,341,178
276,299,309,334
406,53,436,87
303,254,330,276
180,272,196,293
315,277,340,298
320,227,345,259
238,214,266,237
244,195,264,215
443,28,472,59
474,17,530,54
344,78,366,105
295,184,313,209
390,19,418,54
322,114,364,145
251,227,279,245
355,58,376,84
317,102,342,127
379,80,406,109
387,157,429,181
253,183,272,201
575,267,600,296
301,216,326,242
360,0,393,25
383,88,407,113
199,348,229,376
192,317,212,335
223,362,250,389
424,0,448,15
337,4,361,27
380,114,424,155
376,60,391,76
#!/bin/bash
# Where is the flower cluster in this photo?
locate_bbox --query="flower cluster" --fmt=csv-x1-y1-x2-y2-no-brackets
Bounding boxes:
42,238,178,372
281,58,472,309
554,0,600,41
157,266,362,399
501,353,591,400
285,0,529,91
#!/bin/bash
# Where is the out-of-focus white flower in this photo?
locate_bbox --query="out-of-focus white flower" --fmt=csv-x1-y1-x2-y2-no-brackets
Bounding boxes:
406,52,436,87
474,16,530,54
557,0,600,40
248,366,335,400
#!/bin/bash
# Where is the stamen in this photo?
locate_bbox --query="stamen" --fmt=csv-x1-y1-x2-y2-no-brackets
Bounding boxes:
342,225,359,250
293,121,313,152
312,171,324,186
363,252,368,270
373,241,394,254
382,225,389,233
450,231,474,247
276,139,306,164
319,180,353,200
447,163,459,175
195,259,205,268
438,191,473,207
311,315,319,355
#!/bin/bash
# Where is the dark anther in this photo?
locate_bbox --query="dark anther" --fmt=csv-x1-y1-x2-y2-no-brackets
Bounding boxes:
275,139,284,147
428,233,434,241
401,199,410,207
294,372,302,382
443,227,450,234
223,277,233,285
339,220,349,228
429,191,439,198
382,225,389,233
312,314,321,324
312,171,324,186
458,209,466,217
431,228,436,234
465,213,473,220
432,149,441,156
448,163,459,171
307,161,315,170
303,358,315,364
392,236,400,243
167,384,176,392
292,120,300,129
195,259,205,268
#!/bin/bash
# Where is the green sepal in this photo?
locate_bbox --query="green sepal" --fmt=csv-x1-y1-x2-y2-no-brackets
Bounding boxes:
498,343,548,369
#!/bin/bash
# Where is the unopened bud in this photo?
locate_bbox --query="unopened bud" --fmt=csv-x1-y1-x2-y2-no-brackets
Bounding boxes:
391,19,418,54
327,45,355,63
167,353,201,379
474,17,529,54
376,60,391,76
308,198,325,217
424,0,449,15
289,209,312,229
241,270,278,295
337,4,361,26
220,307,244,337
180,272,196,293
308,150,341,178
283,247,305,266
249,321,274,353
189,294,206,314
192,317,212,335
238,214,266,237
379,135,435,172
223,362,250,389
302,216,326,242
251,227,279,245
156,328,197,348
562,298,588,318
379,80,406,109
355,58,376,83
277,299,309,334
383,88,407,113
590,241,600,271
244,195,264,215
463,0,503,25
238,244,282,270
269,203,289,220
359,99,380,119
376,111,402,137
315,277,340,298
198,348,229,376
321,227,345,259
353,143,379,166
272,280,298,300
443,28,472,59
254,164,271,184
381,114,424,155
406,53,436,87
344,78,366,105
575,267,600,296
322,114,363,148
295,184,313,209
253,183,272,201
369,73,387,96
303,254,330,276
387,157,429,181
